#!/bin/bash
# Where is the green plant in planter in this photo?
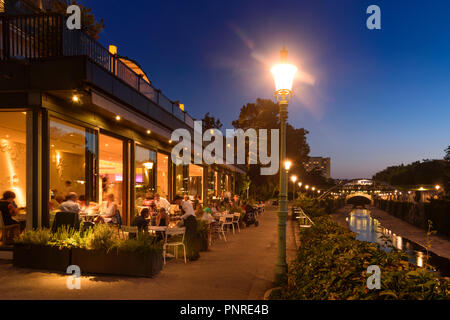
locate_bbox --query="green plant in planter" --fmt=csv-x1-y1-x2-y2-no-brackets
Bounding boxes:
15,228,52,246
85,224,118,252
115,232,162,256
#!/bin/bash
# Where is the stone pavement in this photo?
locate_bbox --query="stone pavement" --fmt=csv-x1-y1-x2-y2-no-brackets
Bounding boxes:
0,206,297,300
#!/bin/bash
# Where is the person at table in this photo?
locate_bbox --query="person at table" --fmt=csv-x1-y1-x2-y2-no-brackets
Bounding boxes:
143,192,154,206
155,208,168,227
0,191,22,229
95,194,118,224
131,207,149,232
59,192,81,214
201,206,215,223
154,193,170,211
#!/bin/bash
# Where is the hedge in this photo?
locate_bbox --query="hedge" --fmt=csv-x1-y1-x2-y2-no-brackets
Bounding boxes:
270,215,449,300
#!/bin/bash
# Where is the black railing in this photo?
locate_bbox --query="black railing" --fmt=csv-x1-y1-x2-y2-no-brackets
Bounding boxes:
0,13,195,127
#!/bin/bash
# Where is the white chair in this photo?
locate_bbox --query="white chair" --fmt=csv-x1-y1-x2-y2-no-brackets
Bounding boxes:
120,225,139,239
163,227,186,264
222,213,234,235
212,217,227,242
232,212,241,234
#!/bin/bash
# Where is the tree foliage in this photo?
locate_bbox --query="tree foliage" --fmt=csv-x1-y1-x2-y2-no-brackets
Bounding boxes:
232,98,310,200
373,160,450,189
445,146,450,161
49,0,105,40
201,112,223,130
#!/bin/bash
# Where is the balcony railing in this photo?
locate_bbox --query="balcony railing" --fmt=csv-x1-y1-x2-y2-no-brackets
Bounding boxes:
0,13,195,128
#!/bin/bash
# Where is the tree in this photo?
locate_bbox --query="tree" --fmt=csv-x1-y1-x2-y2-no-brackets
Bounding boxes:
445,146,450,161
49,0,105,40
232,98,310,200
201,112,223,130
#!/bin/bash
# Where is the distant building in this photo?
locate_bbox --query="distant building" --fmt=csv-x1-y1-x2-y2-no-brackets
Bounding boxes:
304,157,331,179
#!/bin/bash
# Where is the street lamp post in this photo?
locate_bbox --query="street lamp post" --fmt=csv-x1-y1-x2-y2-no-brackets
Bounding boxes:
271,47,297,285
291,175,298,201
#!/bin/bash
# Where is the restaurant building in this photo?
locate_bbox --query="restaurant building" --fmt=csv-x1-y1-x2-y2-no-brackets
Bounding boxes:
0,10,244,229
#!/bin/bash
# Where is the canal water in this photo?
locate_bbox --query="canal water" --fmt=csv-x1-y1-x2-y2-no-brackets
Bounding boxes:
346,208,450,277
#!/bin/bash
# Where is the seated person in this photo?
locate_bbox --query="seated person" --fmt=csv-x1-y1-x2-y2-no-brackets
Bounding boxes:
201,207,215,223
154,193,171,211
131,208,149,232
59,192,81,214
0,191,20,227
155,208,168,227
95,194,118,224
142,192,154,206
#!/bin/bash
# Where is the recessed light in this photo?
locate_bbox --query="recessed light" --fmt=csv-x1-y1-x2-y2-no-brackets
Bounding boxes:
72,95,80,103
115,115,121,121
169,140,172,144
146,130,151,134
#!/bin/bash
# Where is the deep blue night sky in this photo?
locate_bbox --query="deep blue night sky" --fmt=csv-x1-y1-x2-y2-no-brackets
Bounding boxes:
80,0,450,179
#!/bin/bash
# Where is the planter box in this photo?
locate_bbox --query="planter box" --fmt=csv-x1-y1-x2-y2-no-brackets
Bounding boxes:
13,244,71,272
71,248,163,278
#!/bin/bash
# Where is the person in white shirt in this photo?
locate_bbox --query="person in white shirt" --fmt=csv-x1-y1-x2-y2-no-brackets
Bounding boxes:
59,192,81,214
180,199,195,220
154,193,170,211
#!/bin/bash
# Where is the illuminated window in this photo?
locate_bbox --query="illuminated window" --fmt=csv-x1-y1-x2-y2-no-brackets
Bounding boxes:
49,118,96,211
157,153,169,198
99,134,123,217
188,164,203,200
0,111,28,209
135,145,156,212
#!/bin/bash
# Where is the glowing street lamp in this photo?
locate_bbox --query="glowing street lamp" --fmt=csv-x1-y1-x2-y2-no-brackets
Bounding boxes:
272,47,298,285
284,160,292,171
291,176,297,201
435,185,441,191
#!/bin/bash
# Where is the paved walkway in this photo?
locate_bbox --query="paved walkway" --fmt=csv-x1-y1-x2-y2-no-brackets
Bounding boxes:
0,206,296,300
331,205,450,260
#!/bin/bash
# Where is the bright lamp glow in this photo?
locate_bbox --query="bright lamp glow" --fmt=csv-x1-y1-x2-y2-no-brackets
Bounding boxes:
143,162,154,170
284,160,292,171
291,175,297,183
298,182,302,187
271,64,298,91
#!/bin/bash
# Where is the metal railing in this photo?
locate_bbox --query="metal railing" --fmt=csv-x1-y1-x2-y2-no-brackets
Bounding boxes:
0,13,195,127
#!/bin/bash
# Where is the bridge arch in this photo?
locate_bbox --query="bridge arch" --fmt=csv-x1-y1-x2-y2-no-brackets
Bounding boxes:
346,192,373,205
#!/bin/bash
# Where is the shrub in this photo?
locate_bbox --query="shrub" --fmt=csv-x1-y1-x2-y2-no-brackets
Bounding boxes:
271,215,449,300
85,224,118,251
15,229,53,246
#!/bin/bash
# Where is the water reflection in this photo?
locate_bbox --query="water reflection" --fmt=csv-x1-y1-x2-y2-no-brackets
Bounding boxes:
347,208,449,276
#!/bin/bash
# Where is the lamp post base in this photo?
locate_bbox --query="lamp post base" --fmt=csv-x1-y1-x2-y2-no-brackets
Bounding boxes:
274,207,289,285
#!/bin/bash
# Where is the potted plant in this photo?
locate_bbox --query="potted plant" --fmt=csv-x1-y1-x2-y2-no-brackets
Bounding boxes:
13,228,72,271
71,225,163,278
196,219,209,252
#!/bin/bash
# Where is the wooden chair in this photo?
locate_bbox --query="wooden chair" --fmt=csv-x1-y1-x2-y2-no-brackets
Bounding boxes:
0,211,20,245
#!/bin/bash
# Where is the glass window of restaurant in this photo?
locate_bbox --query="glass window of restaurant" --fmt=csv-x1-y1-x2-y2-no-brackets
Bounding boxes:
135,145,156,211
99,134,124,218
49,117,97,213
174,161,188,196
157,153,169,199
0,111,28,218
207,168,215,201
188,164,203,200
